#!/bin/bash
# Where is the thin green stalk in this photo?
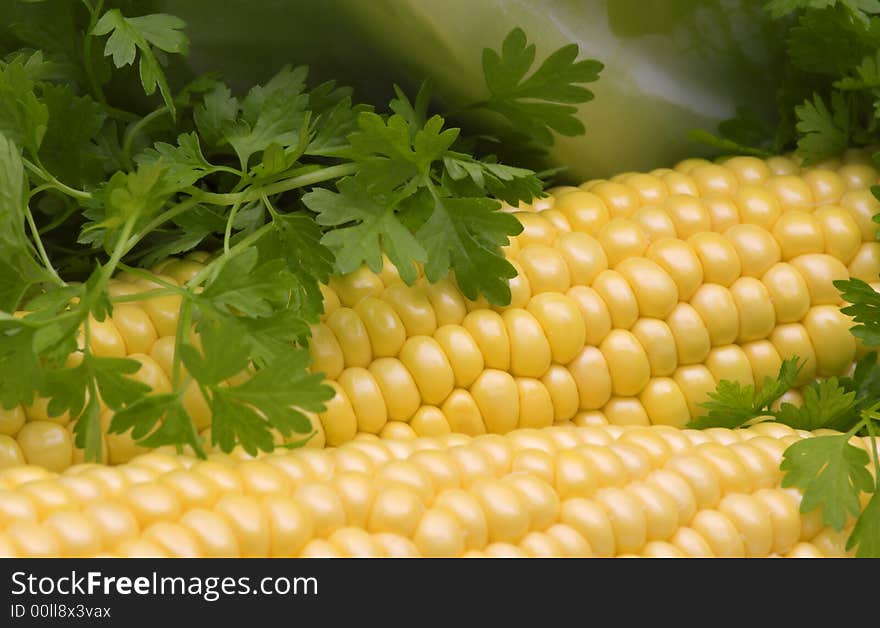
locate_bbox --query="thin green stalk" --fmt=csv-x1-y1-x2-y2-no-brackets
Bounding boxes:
223,199,243,255
186,222,274,288
82,0,106,108
122,106,169,167
171,299,193,389
24,207,65,286
23,159,92,201
192,162,358,206
110,288,180,303
123,196,201,254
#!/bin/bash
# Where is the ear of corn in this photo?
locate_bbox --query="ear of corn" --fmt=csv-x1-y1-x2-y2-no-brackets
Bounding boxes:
2,152,879,472
0,423,868,558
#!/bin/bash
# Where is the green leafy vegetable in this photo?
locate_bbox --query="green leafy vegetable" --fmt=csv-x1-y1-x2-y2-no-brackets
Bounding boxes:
0,6,600,462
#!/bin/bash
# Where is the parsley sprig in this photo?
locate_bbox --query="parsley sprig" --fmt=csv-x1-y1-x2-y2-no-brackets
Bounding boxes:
0,1,601,461
687,0,880,558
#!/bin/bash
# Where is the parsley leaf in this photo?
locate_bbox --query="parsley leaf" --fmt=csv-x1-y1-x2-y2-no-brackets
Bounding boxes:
308,177,427,284
837,277,880,346
795,92,851,164
775,378,857,430
781,434,873,529
211,350,331,455
848,490,880,556
0,133,50,311
689,357,802,428
92,10,188,118
479,27,603,147
0,59,48,155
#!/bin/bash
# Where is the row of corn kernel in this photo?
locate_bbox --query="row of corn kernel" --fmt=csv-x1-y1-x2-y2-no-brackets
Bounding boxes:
0,423,866,557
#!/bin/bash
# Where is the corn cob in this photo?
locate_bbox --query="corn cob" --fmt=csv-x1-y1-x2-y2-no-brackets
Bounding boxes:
0,423,868,558
2,153,879,471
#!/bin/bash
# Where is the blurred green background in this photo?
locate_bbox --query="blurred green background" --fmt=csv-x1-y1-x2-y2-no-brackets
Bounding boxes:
163,1,783,180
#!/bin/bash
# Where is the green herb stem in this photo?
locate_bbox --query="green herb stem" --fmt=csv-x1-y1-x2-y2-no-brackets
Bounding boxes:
24,206,65,286
192,162,358,206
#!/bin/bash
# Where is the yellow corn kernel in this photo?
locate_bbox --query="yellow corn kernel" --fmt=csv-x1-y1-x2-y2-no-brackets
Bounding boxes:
597,218,649,267
665,303,711,366
733,184,782,229
328,267,384,308
88,314,127,358
382,283,437,337
16,421,73,472
691,509,746,557
318,382,358,447
661,171,700,196
769,324,817,385
406,407,450,437
526,293,586,365
804,169,846,206
723,156,771,184
691,164,739,196
553,232,608,287
630,318,678,376
664,194,712,239
602,397,650,427
0,405,25,437
337,368,388,434
705,345,754,387
742,341,785,389
552,191,610,233
541,365,581,423
847,242,880,282
639,378,690,428
592,269,639,329
760,263,811,323
646,239,704,301
320,284,341,318
724,224,782,278
765,175,814,211
803,305,857,376
133,276,182,338
814,206,861,264
591,181,641,218
840,188,880,240
772,210,824,260
515,378,554,429
502,309,552,378
308,323,344,380
325,308,372,368
0,436,25,468
462,310,510,370
616,258,679,319
566,286,612,346
673,365,717,419
399,336,455,406
470,370,519,434
514,211,559,247
112,304,158,355
703,196,740,233
353,297,406,358
630,205,676,243
367,358,420,422
688,232,742,286
567,346,612,411
789,254,849,305
441,390,486,436
729,277,776,343
425,279,468,326
379,421,418,441
600,330,650,397
690,284,739,346
517,244,571,294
